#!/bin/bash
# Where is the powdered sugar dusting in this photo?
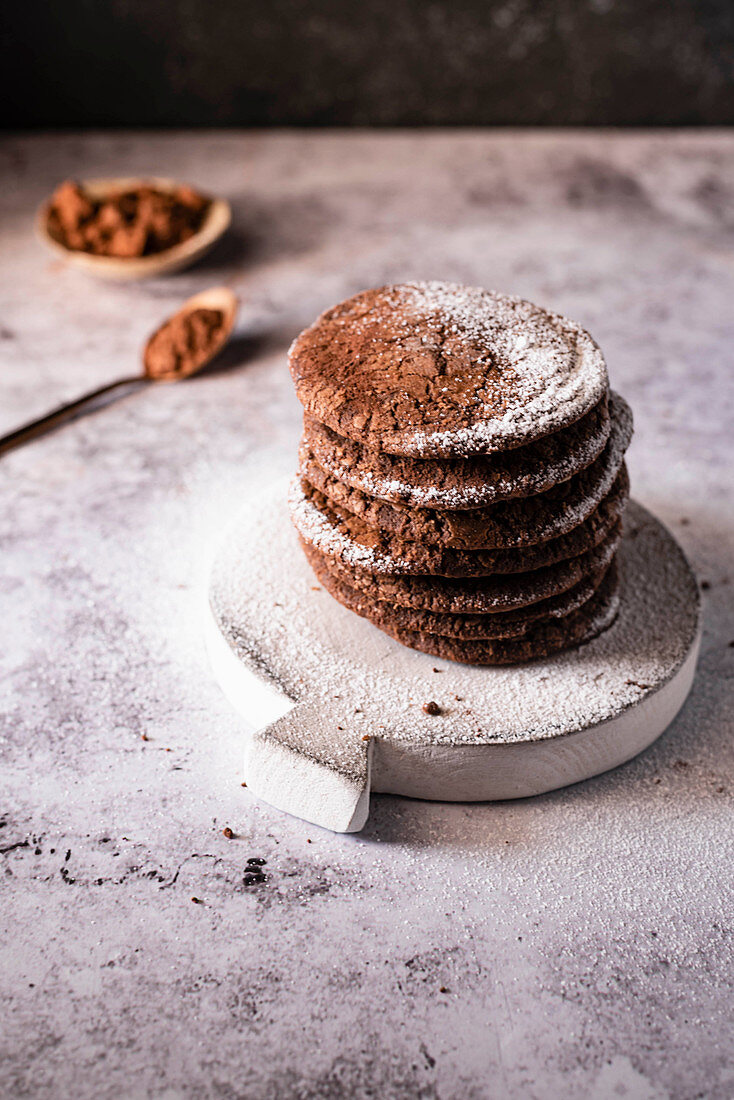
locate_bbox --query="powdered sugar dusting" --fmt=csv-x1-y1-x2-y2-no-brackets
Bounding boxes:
395,283,608,457
289,476,411,572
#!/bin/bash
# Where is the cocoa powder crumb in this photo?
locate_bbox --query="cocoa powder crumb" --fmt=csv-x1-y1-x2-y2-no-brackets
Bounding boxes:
422,701,442,716
223,827,234,839
191,896,203,904
243,872,266,886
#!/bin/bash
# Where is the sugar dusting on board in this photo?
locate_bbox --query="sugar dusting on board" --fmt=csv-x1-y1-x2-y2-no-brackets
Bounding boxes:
208,485,700,752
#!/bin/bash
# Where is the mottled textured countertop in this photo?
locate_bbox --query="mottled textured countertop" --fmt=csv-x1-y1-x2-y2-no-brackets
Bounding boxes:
1,131,733,1100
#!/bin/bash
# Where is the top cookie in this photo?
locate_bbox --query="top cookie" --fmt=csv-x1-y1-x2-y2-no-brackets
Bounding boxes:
289,282,609,457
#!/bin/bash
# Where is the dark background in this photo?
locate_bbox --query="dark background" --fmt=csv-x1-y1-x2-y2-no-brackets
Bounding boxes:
3,0,734,128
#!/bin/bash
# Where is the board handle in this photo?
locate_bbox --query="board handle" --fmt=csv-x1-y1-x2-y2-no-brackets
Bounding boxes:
244,702,373,833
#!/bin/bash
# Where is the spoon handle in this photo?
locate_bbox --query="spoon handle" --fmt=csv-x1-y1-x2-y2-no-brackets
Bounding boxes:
0,375,148,457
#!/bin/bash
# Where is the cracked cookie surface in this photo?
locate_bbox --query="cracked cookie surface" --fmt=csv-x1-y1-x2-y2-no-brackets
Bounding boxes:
370,564,621,664
306,545,617,640
299,525,621,613
302,393,611,509
289,281,609,457
291,473,628,577
298,393,631,550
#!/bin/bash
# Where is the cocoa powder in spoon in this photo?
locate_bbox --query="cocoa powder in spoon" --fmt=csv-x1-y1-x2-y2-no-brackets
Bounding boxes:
144,308,226,381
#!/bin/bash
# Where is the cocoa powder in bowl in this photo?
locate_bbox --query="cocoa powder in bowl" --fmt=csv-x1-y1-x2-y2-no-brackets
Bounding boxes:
46,180,211,258
144,307,226,381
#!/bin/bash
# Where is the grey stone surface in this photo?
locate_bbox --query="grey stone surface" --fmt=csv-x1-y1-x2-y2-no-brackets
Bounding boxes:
0,131,733,1100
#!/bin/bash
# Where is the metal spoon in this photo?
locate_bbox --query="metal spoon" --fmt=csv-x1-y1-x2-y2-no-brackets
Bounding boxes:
0,287,238,457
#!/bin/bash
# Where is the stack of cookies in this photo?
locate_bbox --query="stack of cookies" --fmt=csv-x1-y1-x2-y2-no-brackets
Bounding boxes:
288,282,632,665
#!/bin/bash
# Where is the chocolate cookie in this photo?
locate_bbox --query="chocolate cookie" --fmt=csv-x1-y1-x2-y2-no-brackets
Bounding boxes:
291,471,628,578
372,564,621,665
289,282,609,457
307,542,617,640
301,524,621,614
299,393,632,551
302,393,611,509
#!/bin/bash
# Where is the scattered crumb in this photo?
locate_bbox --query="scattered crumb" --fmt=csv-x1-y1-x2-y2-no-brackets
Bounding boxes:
439,986,448,994
191,896,203,904
432,667,443,673
680,517,690,526
422,701,442,716
243,871,267,886
701,580,710,590
240,781,247,788
223,827,234,839
673,760,690,771
362,734,371,742
140,733,149,741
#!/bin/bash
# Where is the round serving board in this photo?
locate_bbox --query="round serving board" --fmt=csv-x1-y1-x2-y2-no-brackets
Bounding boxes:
205,483,700,833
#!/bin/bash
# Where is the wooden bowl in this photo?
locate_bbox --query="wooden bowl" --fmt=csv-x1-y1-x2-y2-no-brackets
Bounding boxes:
36,177,232,280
